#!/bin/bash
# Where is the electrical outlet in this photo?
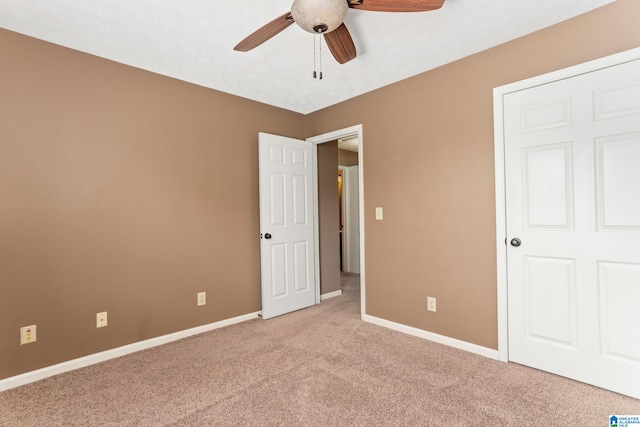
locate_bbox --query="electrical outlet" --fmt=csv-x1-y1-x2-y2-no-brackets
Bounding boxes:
197,292,206,306
20,325,37,345
427,296,437,312
96,311,108,328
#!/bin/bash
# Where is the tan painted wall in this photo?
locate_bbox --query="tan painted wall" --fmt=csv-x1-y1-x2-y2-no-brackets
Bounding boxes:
305,0,640,349
0,29,305,379
2,0,639,381
338,149,358,166
317,141,341,294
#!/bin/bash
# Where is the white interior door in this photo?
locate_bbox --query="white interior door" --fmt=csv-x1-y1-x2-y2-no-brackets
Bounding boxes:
503,57,640,399
259,132,316,320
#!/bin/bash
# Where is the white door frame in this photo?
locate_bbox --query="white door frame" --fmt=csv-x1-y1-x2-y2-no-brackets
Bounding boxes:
338,165,348,272
493,47,640,362
308,125,365,318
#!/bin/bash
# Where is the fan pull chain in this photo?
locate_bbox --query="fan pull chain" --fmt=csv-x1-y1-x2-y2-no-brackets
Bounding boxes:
319,35,323,80
313,34,323,80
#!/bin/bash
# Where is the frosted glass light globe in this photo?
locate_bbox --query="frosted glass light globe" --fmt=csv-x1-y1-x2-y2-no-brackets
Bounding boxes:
291,0,348,34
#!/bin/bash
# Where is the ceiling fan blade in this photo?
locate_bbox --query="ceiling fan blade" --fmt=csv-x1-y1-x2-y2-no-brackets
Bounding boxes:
324,24,356,64
234,12,294,52
348,0,444,12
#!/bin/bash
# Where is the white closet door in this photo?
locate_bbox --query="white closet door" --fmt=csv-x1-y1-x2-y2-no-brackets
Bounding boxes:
504,58,640,399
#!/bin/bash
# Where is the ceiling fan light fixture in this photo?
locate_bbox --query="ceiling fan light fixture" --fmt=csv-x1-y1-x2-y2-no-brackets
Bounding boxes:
291,0,348,34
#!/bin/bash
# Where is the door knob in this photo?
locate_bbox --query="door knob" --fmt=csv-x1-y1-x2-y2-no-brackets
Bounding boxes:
264,233,272,239
510,238,521,247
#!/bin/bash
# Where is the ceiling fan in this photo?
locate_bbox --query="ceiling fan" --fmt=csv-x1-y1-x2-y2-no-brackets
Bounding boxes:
234,0,445,64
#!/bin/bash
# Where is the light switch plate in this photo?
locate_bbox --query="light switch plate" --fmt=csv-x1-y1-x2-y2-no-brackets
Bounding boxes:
375,207,383,220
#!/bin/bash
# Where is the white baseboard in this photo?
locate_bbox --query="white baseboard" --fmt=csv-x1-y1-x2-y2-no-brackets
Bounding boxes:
320,289,342,301
362,314,500,360
0,311,261,392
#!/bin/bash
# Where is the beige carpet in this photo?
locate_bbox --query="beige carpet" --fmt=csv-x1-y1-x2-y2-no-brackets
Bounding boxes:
1,274,638,426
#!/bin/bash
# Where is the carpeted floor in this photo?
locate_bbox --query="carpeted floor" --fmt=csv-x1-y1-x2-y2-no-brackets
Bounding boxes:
1,273,638,426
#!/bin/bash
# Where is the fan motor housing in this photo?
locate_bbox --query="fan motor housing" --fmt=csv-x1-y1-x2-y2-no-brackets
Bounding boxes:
291,0,348,34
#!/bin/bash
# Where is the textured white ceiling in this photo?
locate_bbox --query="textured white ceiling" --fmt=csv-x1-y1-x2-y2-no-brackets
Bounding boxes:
0,0,614,114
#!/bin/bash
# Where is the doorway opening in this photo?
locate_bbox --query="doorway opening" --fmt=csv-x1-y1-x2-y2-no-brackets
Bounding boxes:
338,136,359,276
309,125,365,319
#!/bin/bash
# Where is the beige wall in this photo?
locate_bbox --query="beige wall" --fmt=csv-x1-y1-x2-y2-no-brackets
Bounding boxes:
338,149,358,166
305,0,640,349
0,28,305,380
317,142,341,294
2,0,639,381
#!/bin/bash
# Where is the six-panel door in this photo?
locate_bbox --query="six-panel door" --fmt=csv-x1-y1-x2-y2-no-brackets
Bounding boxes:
258,132,316,320
504,59,640,399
